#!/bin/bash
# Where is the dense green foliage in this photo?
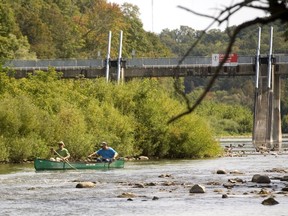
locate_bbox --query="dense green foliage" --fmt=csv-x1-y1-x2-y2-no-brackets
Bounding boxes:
0,0,171,60
1,1,287,60
0,70,227,162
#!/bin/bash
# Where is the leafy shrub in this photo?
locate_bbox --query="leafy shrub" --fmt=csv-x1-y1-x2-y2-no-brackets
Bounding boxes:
0,136,9,162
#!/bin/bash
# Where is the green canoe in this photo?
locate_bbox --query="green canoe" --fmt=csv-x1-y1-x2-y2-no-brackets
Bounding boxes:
34,158,125,171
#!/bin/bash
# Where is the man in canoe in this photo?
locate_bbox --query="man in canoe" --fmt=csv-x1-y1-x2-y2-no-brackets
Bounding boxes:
50,141,71,162
88,141,118,162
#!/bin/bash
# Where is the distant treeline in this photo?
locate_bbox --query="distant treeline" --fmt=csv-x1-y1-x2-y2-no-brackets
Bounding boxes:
0,1,287,61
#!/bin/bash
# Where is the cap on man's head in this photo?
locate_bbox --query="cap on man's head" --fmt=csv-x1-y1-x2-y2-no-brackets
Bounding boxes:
58,141,65,146
100,141,107,147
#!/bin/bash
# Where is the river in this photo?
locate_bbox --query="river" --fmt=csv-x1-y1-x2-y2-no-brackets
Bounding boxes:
1,140,288,216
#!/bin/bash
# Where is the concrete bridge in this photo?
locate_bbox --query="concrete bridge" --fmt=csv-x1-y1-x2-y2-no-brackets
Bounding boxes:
3,55,288,152
3,55,288,78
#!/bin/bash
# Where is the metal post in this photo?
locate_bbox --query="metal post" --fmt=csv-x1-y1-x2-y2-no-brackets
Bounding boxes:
117,30,123,84
255,27,261,89
267,26,274,147
267,26,273,88
105,31,112,82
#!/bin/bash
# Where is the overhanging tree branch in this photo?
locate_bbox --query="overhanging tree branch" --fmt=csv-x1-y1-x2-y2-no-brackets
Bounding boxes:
168,1,288,124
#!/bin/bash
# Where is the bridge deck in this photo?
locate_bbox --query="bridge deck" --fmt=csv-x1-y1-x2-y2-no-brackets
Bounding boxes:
3,55,288,78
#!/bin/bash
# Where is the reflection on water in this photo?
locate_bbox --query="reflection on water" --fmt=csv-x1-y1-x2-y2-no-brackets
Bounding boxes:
0,163,33,175
1,155,288,216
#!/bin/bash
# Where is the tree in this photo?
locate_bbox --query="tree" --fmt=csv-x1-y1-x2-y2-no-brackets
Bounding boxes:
0,1,35,60
41,1,84,58
120,3,171,58
12,0,56,58
73,0,127,58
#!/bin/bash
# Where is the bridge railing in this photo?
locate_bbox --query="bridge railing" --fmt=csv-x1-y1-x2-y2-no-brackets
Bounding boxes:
2,55,287,70
3,59,104,70
277,55,288,63
127,56,212,67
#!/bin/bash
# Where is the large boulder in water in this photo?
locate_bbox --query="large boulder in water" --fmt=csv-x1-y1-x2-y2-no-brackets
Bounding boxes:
216,169,227,174
252,174,271,183
190,184,206,193
261,197,279,205
76,182,96,188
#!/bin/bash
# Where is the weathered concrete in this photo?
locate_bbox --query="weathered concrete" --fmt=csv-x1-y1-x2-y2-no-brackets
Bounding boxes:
253,62,282,151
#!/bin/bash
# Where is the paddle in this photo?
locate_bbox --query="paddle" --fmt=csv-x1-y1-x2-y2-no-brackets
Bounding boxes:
53,149,77,170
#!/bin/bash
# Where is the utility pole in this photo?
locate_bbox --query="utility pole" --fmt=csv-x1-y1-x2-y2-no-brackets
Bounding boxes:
151,0,154,32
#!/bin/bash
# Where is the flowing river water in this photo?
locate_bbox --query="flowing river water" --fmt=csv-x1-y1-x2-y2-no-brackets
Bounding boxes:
1,139,288,216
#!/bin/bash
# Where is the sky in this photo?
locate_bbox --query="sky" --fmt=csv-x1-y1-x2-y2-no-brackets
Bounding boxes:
107,0,266,33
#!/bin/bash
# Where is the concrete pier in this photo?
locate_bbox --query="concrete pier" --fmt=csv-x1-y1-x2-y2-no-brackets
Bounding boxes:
252,59,282,151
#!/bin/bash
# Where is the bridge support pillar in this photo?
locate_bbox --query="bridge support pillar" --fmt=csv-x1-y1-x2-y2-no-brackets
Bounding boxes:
252,61,282,151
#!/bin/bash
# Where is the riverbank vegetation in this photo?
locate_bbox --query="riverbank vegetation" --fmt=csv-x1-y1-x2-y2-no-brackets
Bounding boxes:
0,69,236,162
0,69,254,162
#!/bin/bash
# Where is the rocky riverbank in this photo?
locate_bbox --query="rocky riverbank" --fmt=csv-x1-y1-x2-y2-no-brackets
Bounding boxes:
73,157,288,207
